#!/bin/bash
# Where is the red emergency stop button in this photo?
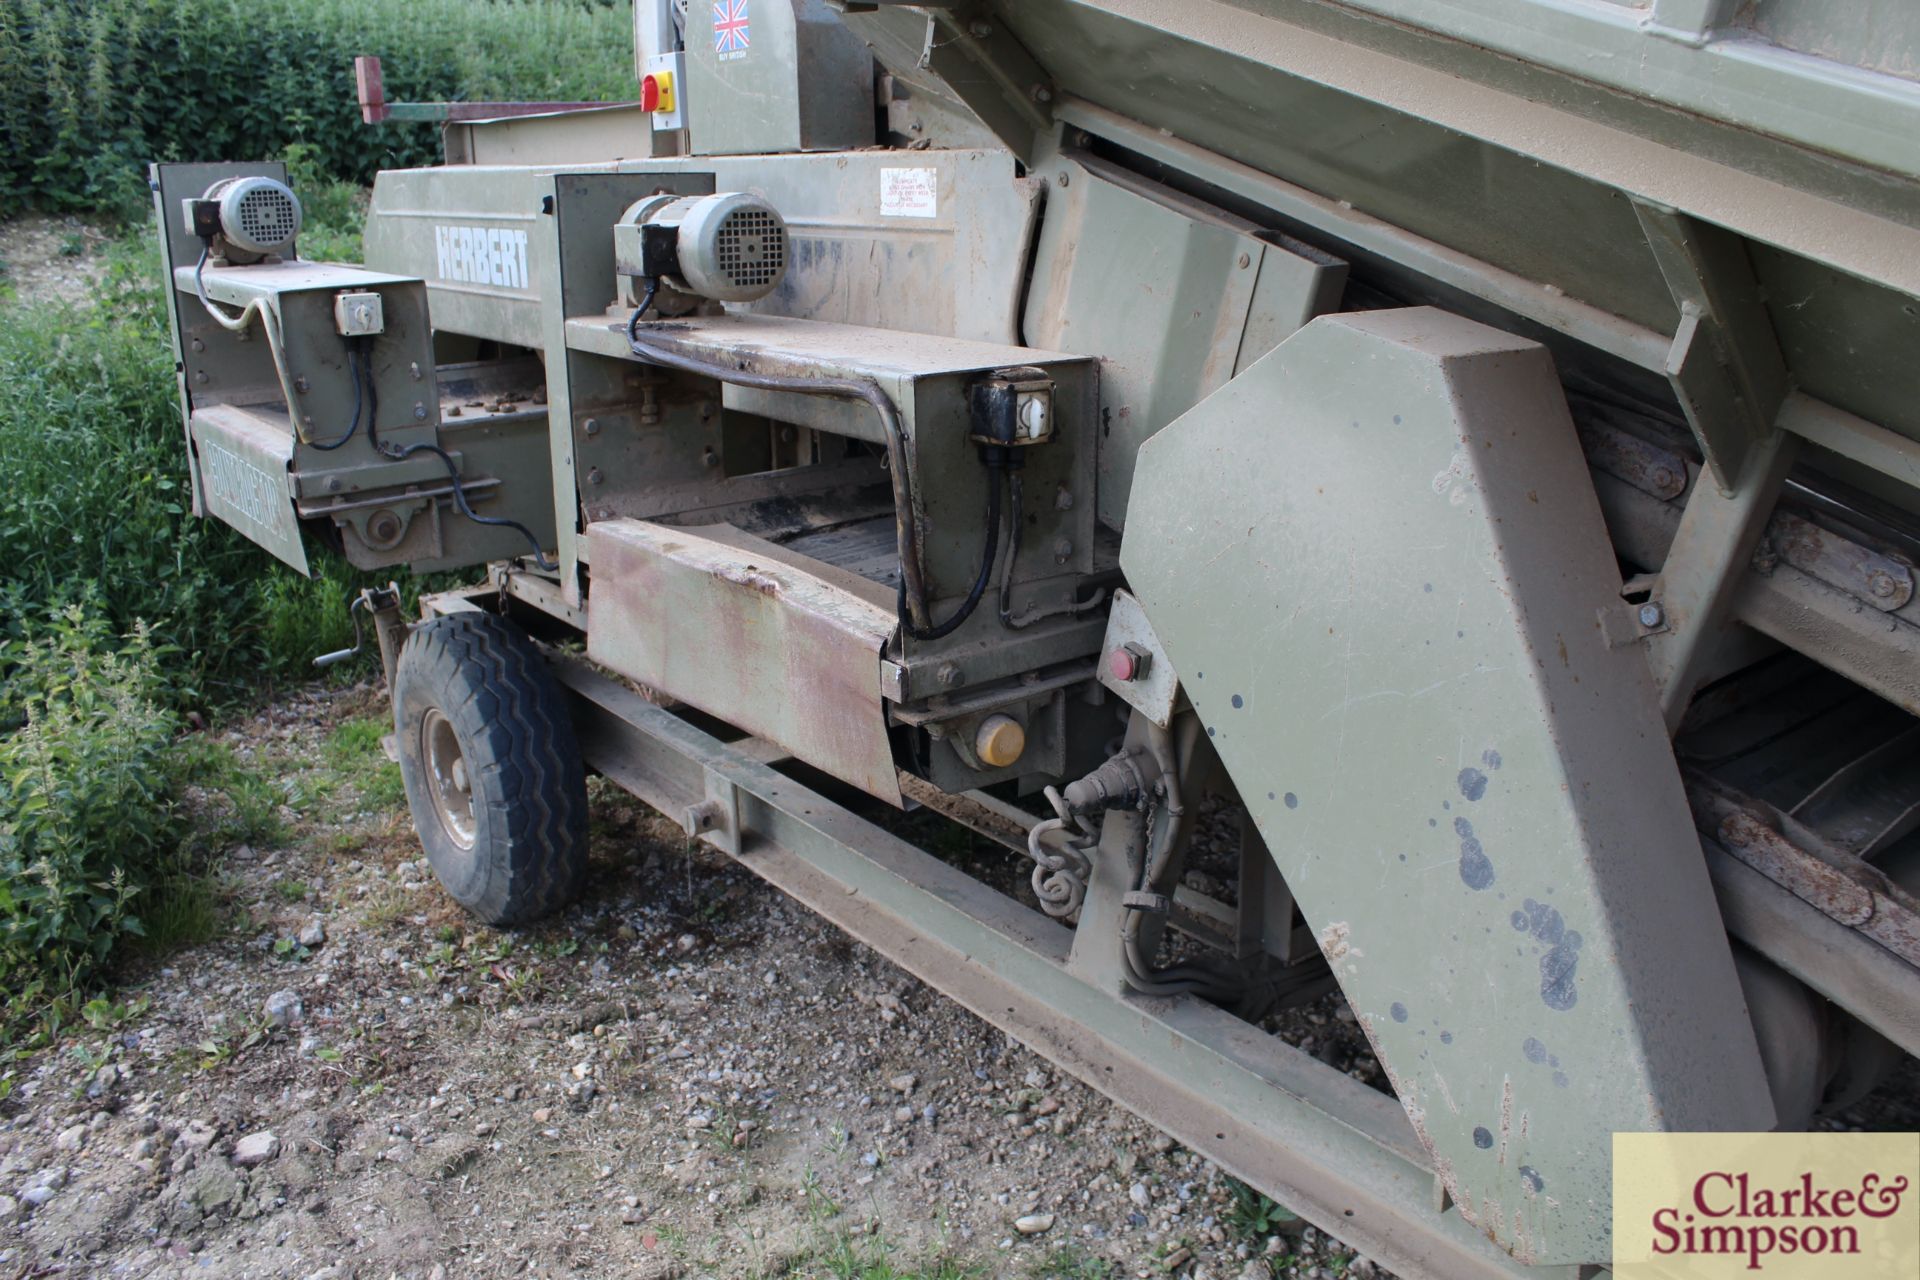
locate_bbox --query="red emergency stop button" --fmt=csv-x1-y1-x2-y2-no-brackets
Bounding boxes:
1107,644,1150,682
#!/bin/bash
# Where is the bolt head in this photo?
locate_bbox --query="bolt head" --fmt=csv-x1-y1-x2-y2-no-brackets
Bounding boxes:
1638,602,1665,629
1868,571,1898,598
583,417,601,436
412,402,428,421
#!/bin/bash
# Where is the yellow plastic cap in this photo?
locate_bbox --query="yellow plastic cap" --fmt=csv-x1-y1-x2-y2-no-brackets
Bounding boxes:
974,714,1026,768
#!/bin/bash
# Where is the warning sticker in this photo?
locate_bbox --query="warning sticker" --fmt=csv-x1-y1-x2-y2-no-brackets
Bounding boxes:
879,168,939,219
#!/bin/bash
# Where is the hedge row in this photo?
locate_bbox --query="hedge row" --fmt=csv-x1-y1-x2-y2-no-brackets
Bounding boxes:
0,0,635,215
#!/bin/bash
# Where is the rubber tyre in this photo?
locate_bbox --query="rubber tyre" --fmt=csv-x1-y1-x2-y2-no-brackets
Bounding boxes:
393,611,588,925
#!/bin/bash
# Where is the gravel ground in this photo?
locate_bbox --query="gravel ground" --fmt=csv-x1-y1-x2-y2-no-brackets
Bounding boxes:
0,216,112,305
0,684,1389,1280
4,681,1912,1279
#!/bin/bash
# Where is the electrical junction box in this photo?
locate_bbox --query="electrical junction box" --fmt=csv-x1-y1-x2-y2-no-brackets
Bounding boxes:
334,291,385,337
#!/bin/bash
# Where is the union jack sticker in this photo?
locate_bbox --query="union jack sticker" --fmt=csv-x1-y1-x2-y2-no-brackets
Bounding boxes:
713,0,750,61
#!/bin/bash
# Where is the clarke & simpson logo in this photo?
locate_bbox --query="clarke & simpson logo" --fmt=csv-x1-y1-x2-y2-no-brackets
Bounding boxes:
1614,1133,1920,1278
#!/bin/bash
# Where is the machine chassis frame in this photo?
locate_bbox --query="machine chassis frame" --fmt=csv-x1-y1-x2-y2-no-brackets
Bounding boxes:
425,584,1584,1280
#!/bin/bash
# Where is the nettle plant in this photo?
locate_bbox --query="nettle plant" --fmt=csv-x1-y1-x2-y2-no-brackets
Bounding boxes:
0,607,180,1004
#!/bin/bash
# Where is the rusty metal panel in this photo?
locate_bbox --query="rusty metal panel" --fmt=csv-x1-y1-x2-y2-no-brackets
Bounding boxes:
1120,308,1775,1265
585,518,902,804
189,405,309,574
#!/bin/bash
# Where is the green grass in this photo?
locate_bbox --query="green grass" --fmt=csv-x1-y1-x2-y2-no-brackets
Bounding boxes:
1224,1176,1301,1243
325,716,406,809
781,1237,985,1280
1025,1245,1115,1279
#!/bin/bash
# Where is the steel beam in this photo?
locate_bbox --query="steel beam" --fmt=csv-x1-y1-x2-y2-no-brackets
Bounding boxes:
538,648,1571,1280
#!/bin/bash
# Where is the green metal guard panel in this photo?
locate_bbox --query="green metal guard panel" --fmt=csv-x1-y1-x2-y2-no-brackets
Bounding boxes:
189,405,309,575
1120,308,1774,1264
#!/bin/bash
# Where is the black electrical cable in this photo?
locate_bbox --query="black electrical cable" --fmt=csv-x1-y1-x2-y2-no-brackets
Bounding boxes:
996,468,1108,629
364,345,559,572
897,465,1003,642
623,304,934,631
998,470,1025,627
303,345,365,451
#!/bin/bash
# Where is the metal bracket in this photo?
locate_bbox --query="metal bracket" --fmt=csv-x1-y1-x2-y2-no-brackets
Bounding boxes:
1632,200,1789,495
1597,601,1660,648
1096,588,1182,728
1644,430,1799,730
683,768,743,858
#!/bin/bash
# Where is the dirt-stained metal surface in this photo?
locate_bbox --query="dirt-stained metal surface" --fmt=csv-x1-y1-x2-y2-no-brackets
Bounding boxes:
584,518,904,804
1021,148,1346,530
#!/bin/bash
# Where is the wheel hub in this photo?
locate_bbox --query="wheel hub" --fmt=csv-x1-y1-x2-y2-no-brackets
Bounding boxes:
421,707,477,850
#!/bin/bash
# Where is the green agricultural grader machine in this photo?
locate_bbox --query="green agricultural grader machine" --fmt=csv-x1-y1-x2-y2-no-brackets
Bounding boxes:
151,2,1920,1273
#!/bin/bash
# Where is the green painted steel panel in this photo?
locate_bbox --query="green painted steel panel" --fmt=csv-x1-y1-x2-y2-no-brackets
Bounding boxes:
1024,152,1345,530
1120,308,1775,1264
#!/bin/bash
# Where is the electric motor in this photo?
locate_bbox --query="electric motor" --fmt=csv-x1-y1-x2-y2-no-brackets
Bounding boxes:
614,191,789,303
182,176,303,262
